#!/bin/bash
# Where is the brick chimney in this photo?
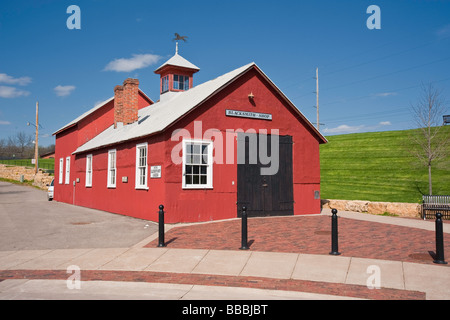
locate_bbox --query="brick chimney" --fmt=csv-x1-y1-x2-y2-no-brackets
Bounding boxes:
114,85,123,128
114,78,139,128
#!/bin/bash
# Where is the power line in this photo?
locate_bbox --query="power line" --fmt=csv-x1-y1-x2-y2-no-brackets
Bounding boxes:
278,74,317,90
317,29,437,70
286,56,450,102
279,34,450,92
320,76,450,107
322,55,450,92
321,107,410,125
320,35,450,78
280,35,450,101
317,76,450,125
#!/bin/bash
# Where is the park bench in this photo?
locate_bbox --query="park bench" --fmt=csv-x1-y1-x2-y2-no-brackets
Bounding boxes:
443,114,450,125
422,195,450,220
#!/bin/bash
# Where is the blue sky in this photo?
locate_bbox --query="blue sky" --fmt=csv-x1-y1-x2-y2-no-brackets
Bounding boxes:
0,0,449,147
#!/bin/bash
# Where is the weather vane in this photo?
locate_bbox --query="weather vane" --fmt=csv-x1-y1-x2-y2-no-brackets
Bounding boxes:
173,33,188,54
173,33,188,42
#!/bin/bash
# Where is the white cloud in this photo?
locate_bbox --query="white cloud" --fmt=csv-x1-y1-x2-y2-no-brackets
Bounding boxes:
0,73,32,86
373,92,397,97
0,86,30,98
104,54,162,72
94,100,106,107
324,121,392,135
54,85,76,97
0,120,11,125
323,124,365,134
436,24,450,37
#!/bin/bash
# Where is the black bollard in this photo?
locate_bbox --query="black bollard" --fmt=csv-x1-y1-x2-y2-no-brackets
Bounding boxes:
329,208,341,255
433,212,447,264
157,204,166,247
240,206,249,250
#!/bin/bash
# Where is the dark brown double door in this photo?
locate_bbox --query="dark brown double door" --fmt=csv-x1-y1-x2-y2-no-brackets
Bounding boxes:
237,133,294,217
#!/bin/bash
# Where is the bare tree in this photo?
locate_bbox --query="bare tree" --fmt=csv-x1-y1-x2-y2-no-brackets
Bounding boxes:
39,144,55,157
409,83,449,195
0,138,6,158
7,131,33,158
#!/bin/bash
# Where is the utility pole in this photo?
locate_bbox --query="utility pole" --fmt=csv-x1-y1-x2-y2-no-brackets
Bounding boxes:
34,101,39,174
316,67,319,131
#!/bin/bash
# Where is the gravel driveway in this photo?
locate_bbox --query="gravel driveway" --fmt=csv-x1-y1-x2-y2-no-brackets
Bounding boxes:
0,181,158,251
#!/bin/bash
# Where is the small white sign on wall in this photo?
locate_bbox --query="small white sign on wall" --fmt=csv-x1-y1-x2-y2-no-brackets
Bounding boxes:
225,109,272,120
150,165,161,178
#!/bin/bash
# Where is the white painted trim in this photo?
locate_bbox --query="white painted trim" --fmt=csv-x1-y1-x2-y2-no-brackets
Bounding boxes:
135,143,148,190
59,158,64,184
182,139,213,189
85,154,93,187
65,157,70,185
107,149,117,188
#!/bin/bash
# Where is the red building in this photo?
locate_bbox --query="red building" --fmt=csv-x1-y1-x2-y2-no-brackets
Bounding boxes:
53,49,327,223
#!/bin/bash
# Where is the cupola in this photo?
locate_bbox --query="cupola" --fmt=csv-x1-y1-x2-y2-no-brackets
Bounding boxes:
154,43,200,99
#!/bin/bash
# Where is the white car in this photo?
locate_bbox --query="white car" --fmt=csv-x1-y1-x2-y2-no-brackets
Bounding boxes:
47,179,54,201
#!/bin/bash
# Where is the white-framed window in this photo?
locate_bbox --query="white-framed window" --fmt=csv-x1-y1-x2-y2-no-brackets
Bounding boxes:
182,139,213,189
173,74,189,91
161,75,169,93
135,143,148,189
85,154,93,187
59,158,64,184
107,149,116,188
65,157,70,184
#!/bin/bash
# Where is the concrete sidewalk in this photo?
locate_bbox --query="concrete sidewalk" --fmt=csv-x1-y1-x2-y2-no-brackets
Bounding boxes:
1,210,449,300
0,245,448,299
0,279,362,300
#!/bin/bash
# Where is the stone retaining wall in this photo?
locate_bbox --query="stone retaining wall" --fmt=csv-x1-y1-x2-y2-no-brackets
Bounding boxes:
0,164,53,190
321,199,421,218
0,164,424,217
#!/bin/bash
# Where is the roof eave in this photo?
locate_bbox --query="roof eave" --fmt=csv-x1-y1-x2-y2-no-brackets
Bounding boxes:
52,96,115,136
72,128,162,155
250,65,328,144
52,122,77,136
138,88,154,105
71,62,327,154
154,64,200,74
162,63,328,144
52,88,153,137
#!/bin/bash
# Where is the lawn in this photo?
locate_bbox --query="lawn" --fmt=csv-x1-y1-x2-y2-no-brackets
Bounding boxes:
0,158,54,171
320,126,450,203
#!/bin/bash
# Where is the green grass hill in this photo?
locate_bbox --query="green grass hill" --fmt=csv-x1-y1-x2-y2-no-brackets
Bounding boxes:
320,126,450,203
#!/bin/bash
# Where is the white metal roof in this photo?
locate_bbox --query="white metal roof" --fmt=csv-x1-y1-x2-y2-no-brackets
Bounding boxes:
154,52,200,73
53,96,114,135
53,89,153,135
72,62,326,154
74,62,255,154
